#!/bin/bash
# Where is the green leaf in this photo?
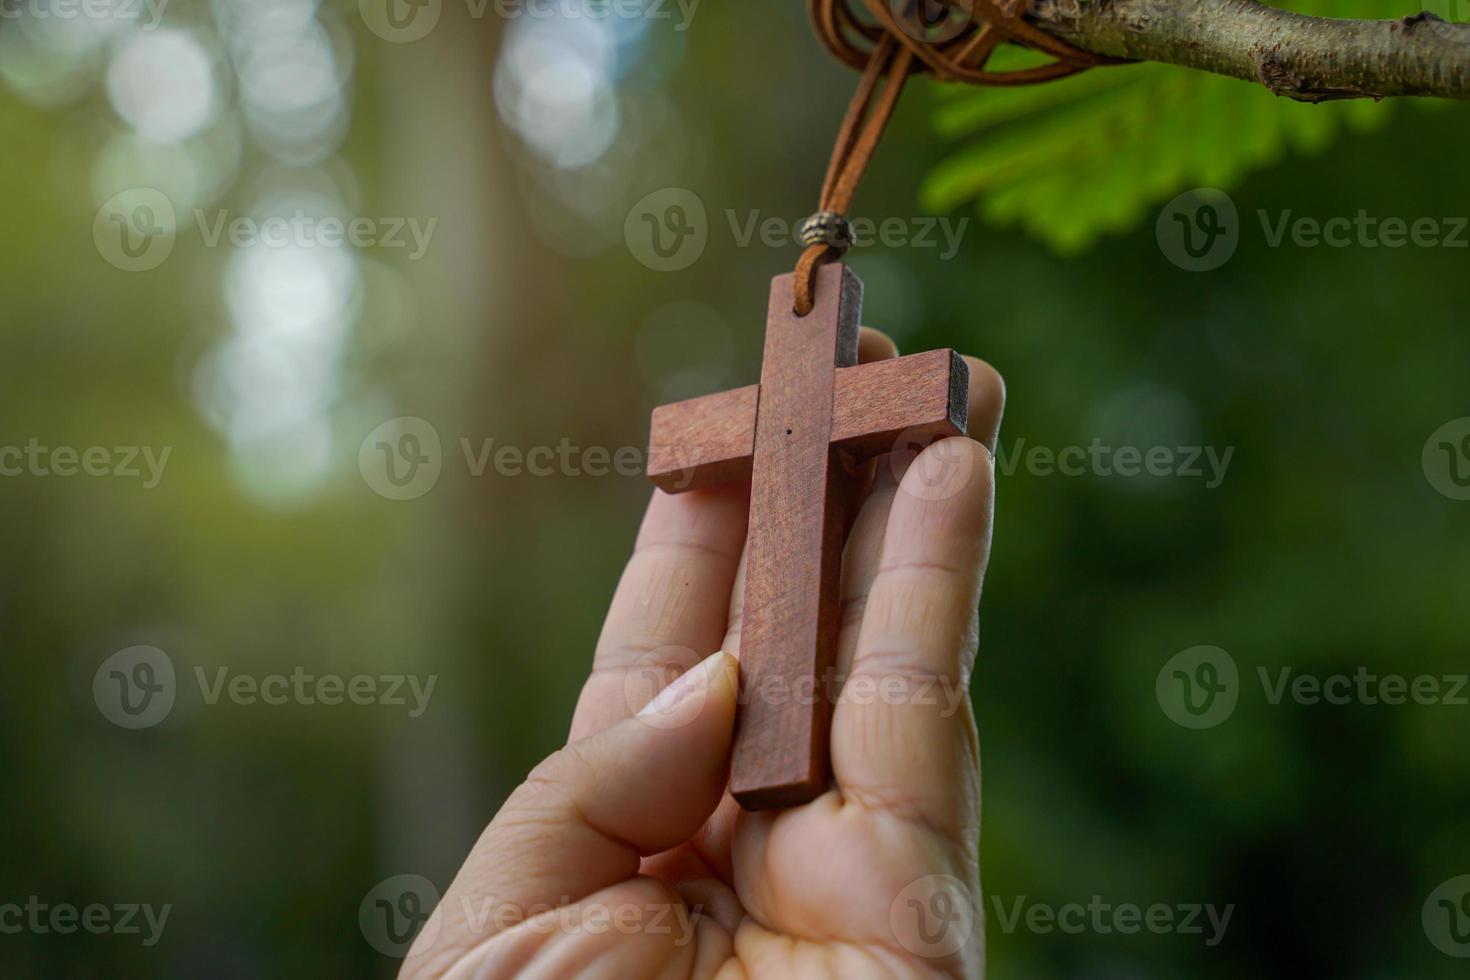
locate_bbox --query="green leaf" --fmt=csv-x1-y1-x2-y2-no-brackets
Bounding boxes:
919,5,1400,251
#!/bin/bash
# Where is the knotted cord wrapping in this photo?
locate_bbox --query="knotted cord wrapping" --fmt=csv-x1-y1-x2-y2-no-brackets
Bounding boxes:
793,0,1124,315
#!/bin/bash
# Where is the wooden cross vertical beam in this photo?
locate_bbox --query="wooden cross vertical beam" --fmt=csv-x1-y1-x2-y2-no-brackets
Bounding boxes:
732,265,862,809
646,264,970,810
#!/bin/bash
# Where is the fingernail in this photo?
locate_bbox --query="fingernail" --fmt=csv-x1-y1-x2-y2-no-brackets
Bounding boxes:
637,651,728,719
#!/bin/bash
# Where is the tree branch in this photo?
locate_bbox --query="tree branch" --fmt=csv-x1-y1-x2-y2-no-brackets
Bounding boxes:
1029,0,1470,101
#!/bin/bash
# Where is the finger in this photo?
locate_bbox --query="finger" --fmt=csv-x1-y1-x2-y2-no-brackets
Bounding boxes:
834,353,1005,680
718,544,749,656
832,435,997,836
858,325,898,363
963,355,1005,453
570,483,748,741
405,652,740,977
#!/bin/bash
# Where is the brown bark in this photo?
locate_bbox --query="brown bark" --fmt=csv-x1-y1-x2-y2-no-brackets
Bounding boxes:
1030,0,1470,101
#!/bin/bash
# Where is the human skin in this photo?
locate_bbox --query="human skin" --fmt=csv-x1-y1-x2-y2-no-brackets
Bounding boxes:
401,328,1006,979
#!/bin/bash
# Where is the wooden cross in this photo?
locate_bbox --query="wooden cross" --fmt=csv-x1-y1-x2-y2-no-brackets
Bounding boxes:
646,263,969,810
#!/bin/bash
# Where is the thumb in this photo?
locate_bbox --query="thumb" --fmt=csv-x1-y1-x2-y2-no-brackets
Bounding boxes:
405,651,737,974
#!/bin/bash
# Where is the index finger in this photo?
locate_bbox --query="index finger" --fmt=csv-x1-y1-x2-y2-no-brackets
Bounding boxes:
568,482,748,742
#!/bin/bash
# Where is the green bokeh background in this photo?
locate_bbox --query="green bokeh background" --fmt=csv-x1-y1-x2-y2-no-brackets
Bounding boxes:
2,0,1468,976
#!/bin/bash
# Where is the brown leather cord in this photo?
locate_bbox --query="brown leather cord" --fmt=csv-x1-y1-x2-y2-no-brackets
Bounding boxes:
794,34,913,316
793,0,1126,315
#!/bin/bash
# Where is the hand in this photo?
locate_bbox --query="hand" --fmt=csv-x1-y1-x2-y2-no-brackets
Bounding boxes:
402,330,1005,979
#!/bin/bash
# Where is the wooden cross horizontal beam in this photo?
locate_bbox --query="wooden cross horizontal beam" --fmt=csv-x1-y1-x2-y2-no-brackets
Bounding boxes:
648,348,969,493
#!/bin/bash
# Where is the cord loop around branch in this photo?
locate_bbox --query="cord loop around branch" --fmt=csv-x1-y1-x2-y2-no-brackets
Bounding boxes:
793,0,1126,315
814,0,1118,88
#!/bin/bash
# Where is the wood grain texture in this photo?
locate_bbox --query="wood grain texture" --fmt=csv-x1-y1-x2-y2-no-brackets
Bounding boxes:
647,385,758,492
648,350,968,493
642,263,971,811
831,348,969,460
729,263,861,810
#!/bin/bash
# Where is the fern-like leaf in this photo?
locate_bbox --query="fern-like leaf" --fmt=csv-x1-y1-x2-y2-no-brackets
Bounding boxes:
920,5,1404,251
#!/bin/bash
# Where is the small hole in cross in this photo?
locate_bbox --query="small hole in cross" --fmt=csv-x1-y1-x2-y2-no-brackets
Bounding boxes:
785,428,793,436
